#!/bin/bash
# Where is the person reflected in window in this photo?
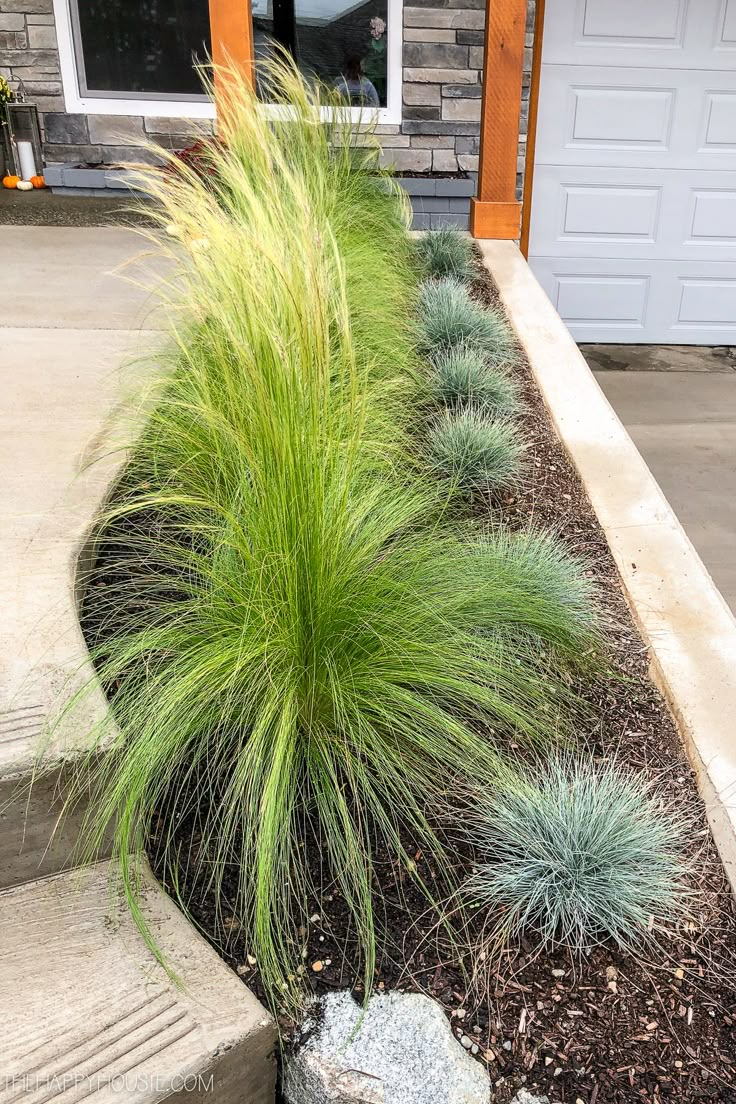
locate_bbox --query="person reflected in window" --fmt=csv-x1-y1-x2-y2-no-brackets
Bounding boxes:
334,54,380,108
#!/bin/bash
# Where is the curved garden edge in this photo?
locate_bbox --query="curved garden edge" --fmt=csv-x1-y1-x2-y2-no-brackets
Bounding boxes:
479,239,736,897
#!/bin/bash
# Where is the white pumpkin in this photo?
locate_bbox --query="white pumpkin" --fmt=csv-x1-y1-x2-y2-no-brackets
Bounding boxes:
16,179,33,191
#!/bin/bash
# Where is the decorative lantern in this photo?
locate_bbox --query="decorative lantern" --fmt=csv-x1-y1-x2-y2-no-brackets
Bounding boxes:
2,102,43,181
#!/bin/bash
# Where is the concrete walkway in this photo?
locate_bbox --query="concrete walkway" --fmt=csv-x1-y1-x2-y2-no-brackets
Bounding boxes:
0,225,167,876
1,227,165,723
594,368,736,614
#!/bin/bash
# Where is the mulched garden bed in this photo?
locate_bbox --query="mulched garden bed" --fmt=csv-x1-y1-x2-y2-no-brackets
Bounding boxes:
84,254,736,1103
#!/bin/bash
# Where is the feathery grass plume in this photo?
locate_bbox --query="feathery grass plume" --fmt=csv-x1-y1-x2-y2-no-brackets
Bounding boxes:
429,345,521,416
427,408,525,495
418,276,517,361
61,56,601,1014
416,228,476,283
466,756,690,952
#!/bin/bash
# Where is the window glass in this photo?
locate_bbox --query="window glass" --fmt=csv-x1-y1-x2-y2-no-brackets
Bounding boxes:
253,0,389,108
74,0,211,96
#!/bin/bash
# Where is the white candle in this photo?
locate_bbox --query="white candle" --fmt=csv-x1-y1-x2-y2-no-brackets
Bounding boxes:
17,139,36,181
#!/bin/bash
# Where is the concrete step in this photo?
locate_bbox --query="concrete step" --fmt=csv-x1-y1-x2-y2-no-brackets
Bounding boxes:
0,857,277,1104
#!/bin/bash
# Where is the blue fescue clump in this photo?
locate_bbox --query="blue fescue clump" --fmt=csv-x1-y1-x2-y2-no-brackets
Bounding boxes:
427,408,525,494
418,277,517,361
467,757,690,951
416,228,476,283
429,345,521,416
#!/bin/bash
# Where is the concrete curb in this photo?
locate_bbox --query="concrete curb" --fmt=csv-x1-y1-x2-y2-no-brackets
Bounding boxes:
479,239,736,896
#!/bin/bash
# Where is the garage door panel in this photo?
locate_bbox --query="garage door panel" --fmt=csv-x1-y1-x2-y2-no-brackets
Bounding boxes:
545,0,735,68
702,92,736,148
532,259,736,343
531,167,736,260
688,189,736,240
677,278,736,326
570,86,675,148
579,0,686,46
537,67,736,168
717,0,736,48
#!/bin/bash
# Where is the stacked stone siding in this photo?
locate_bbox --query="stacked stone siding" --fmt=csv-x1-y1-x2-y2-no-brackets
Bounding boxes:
377,0,534,192
1,0,535,212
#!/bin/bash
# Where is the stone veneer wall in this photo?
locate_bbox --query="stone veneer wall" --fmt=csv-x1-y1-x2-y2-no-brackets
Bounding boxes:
1,0,535,194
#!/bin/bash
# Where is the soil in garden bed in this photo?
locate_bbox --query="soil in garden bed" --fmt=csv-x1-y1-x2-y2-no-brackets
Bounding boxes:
82,257,736,1103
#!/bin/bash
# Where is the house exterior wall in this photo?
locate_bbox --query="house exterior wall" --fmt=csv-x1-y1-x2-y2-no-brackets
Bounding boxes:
0,0,534,201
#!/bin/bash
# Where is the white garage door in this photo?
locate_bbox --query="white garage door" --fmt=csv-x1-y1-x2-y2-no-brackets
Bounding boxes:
528,0,736,344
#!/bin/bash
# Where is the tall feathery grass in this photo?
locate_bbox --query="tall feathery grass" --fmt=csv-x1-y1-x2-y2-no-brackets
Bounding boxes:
65,58,602,1012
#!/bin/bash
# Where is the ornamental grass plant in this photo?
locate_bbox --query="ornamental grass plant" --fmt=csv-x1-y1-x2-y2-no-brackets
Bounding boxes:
63,58,603,1012
427,408,525,496
428,345,521,417
418,276,517,361
416,227,476,283
466,756,690,952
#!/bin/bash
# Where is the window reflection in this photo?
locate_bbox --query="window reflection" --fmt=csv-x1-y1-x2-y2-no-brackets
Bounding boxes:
253,0,389,108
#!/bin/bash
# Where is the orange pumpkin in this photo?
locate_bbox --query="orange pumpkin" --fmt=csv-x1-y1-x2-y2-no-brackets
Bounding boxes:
2,174,19,189
30,174,45,189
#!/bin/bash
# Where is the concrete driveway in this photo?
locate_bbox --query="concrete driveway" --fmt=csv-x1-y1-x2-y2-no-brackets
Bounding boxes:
592,366,736,615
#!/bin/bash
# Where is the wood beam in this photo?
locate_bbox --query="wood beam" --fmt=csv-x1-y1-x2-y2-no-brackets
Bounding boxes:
208,0,255,127
470,0,528,239
520,0,545,258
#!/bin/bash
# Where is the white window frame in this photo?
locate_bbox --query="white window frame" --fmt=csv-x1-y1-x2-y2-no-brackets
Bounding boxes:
53,0,402,124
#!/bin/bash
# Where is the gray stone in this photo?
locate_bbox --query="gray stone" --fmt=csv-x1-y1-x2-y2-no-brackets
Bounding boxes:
0,0,52,10
512,1092,552,1104
403,42,469,68
60,166,106,186
469,46,484,68
404,67,478,84
27,21,56,48
449,9,484,29
40,163,62,186
0,13,24,29
443,83,482,97
44,111,89,145
457,153,479,172
282,991,490,1104
411,211,432,230
403,27,456,42
432,148,458,171
401,119,480,135
437,177,476,195
442,97,481,121
404,105,441,121
42,142,103,163
456,29,484,44
380,146,432,172
430,212,469,228
404,6,458,27
414,195,453,212
396,176,436,195
88,114,146,144
410,135,455,148
403,81,441,106
0,30,25,47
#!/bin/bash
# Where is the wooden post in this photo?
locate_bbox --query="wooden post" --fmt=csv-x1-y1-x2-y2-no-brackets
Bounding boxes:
469,0,528,239
208,0,256,124
520,0,545,258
